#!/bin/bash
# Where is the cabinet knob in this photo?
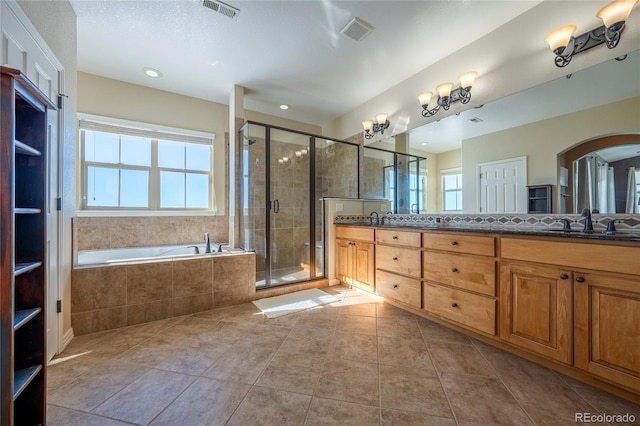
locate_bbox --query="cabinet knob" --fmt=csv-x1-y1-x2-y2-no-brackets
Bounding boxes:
392,235,398,240
576,276,586,283
450,241,458,246
451,267,458,273
393,284,399,289
392,256,398,261
451,302,458,308
560,273,569,280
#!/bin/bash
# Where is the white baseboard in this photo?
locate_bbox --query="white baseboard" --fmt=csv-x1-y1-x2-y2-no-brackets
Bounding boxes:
61,328,75,351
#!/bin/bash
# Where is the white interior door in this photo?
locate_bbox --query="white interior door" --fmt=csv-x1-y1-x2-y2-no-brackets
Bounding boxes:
478,156,527,214
2,0,63,361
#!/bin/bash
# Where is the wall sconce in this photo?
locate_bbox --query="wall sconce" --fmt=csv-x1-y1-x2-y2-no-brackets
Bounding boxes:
417,71,478,118
545,0,637,67
362,113,390,139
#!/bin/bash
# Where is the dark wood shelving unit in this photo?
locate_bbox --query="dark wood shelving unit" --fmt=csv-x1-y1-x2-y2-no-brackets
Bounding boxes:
1,66,56,426
527,184,553,214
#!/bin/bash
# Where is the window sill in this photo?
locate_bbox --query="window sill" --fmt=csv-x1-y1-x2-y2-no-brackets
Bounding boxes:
76,210,220,218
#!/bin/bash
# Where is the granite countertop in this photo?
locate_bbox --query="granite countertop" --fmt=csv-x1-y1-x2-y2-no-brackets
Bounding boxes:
335,222,640,243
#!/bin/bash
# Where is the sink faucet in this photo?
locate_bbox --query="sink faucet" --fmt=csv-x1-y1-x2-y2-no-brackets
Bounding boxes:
369,211,379,225
581,208,594,232
381,211,393,225
204,232,212,253
560,218,572,231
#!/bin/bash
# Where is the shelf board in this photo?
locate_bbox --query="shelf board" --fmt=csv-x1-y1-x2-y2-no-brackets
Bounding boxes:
14,208,41,214
14,140,41,156
13,365,42,400
14,262,42,276
14,308,41,331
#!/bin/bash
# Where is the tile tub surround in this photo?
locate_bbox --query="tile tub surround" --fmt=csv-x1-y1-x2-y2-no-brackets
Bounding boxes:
48,286,640,425
335,212,640,235
73,215,230,251
71,252,255,335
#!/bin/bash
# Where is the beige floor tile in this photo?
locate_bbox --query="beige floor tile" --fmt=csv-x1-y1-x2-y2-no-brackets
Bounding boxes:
428,341,496,377
278,333,335,358
379,364,453,418
92,369,196,424
563,381,640,419
255,364,320,395
121,316,186,335
47,404,131,426
268,351,327,374
305,397,380,425
417,318,472,346
81,329,155,359
47,354,104,392
57,329,119,357
439,372,533,425
376,316,420,338
338,301,378,317
149,377,250,426
378,335,435,371
337,314,377,335
381,408,457,426
376,302,421,319
314,359,379,406
48,362,150,412
226,386,311,426
329,331,378,362
202,343,277,384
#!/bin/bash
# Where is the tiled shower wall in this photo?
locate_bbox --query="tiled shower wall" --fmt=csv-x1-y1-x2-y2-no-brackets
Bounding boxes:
74,215,230,251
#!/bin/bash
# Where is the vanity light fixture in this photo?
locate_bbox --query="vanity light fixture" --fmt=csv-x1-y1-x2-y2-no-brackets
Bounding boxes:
362,113,390,139
279,104,289,110
545,0,637,67
417,71,477,118
142,67,162,78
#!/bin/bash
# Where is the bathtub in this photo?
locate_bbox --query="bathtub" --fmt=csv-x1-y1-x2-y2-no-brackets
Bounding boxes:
76,243,243,267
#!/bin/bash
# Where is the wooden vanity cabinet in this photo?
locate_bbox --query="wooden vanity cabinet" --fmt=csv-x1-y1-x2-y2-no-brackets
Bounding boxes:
501,237,640,393
335,226,375,292
375,229,422,308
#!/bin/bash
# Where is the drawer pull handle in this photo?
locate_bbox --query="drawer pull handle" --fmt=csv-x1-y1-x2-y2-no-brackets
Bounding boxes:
451,302,458,308
450,241,458,246
393,284,399,289
392,235,398,240
560,273,569,280
392,256,398,261
576,276,586,283
451,267,458,273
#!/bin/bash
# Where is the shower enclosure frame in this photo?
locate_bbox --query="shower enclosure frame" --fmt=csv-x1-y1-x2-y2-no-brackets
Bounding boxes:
238,121,360,288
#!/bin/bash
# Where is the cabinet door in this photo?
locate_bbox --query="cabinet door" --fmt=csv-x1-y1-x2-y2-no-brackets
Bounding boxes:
500,262,572,364
353,242,375,290
575,272,640,393
335,239,351,283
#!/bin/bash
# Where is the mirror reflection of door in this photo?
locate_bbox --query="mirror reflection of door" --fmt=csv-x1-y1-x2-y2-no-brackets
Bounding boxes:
478,156,527,214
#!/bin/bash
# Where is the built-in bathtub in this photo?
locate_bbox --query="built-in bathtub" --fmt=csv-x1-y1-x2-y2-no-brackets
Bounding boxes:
71,244,256,335
76,243,242,267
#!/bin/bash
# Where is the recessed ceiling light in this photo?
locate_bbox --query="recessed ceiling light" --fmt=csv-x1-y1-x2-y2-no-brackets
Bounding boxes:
279,104,289,110
143,67,162,78
421,142,427,146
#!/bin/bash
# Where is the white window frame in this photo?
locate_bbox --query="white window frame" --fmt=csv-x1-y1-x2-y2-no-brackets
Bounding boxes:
77,114,216,214
441,168,463,212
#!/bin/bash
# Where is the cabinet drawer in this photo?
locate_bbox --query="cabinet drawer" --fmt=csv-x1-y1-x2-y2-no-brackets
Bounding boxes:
336,226,374,242
376,270,421,308
422,232,495,256
423,282,496,336
376,245,421,277
423,251,496,296
376,229,421,247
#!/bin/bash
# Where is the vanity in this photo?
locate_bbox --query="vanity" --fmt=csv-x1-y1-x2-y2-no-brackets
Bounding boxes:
335,223,640,402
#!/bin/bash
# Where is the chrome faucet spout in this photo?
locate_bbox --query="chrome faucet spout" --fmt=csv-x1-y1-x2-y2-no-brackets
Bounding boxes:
369,211,380,225
204,233,212,253
581,209,594,232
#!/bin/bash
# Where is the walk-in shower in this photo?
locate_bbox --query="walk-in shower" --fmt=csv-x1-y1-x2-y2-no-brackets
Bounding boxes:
238,122,359,288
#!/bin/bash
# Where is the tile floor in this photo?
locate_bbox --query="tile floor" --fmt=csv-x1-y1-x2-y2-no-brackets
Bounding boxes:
47,286,640,425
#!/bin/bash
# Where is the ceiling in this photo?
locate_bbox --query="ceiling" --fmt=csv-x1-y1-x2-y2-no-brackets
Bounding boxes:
70,0,639,153
70,0,540,126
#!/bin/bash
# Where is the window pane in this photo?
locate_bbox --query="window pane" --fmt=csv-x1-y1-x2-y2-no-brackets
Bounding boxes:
158,140,185,169
120,169,149,207
186,173,209,208
186,144,211,171
456,191,463,210
443,174,458,190
84,130,119,164
87,166,119,207
444,191,457,211
121,135,151,166
160,171,185,208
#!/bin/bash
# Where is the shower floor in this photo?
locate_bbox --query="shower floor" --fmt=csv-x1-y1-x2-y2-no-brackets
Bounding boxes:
256,267,318,288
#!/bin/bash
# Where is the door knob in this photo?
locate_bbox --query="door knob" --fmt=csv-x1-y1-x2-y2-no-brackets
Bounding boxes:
576,276,586,283
451,267,458,273
451,302,458,308
560,273,569,280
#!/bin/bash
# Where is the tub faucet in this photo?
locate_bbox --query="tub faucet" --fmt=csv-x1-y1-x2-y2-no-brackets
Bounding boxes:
581,208,594,232
369,211,379,225
188,245,200,254
204,233,212,253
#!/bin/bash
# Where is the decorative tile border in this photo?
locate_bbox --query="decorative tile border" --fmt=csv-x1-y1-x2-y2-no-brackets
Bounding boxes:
334,213,640,235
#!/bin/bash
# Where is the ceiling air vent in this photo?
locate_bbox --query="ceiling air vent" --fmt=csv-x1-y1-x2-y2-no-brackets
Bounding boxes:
202,0,240,21
340,17,374,42
469,117,484,123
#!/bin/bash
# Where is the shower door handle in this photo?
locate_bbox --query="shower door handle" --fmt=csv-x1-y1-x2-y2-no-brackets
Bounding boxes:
274,199,280,213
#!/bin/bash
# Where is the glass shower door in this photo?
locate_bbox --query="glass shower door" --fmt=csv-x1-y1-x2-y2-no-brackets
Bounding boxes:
268,128,311,286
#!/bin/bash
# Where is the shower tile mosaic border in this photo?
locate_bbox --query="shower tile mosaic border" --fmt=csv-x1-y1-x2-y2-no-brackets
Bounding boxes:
334,213,640,235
